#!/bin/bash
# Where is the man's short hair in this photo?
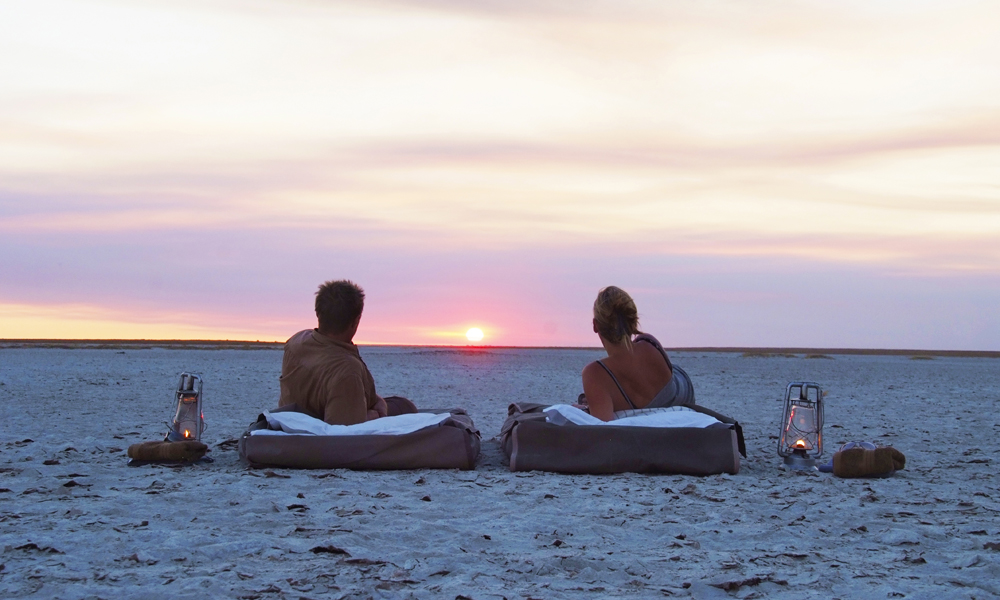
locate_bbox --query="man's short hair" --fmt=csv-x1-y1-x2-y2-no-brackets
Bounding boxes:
315,280,365,334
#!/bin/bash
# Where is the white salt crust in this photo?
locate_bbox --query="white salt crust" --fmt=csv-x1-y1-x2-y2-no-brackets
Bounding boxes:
1,346,998,599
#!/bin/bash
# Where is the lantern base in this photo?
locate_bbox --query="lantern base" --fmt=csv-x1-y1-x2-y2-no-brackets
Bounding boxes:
166,429,202,443
782,454,818,470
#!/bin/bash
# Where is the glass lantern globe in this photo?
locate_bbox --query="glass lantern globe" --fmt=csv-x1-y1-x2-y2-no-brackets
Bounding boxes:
777,381,824,470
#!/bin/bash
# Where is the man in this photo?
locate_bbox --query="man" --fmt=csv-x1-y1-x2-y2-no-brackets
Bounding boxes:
278,279,389,425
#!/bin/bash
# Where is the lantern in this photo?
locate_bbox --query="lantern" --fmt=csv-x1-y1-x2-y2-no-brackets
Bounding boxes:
777,381,824,470
167,373,205,442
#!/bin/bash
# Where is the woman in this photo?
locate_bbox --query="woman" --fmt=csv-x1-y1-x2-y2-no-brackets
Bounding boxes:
581,286,695,421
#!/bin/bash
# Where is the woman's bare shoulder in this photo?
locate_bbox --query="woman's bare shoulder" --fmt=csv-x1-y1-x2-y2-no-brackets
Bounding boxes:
634,339,671,370
582,360,603,378
634,339,663,357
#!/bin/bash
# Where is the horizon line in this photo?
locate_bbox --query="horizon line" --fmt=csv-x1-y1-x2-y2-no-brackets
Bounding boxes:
1,339,998,358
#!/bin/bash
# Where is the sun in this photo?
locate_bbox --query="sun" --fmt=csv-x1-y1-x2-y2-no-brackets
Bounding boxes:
465,328,484,343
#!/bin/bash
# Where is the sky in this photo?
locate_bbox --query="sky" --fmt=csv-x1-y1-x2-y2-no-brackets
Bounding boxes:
1,0,998,349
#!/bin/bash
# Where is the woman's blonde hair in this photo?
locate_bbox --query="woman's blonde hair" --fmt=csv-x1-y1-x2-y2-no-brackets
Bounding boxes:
593,286,640,348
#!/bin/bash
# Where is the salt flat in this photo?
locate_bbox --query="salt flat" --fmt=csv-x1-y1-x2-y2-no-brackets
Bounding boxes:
1,346,998,599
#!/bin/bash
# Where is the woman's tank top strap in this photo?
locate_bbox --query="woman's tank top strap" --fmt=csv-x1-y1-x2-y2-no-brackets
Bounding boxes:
595,360,637,409
634,333,673,371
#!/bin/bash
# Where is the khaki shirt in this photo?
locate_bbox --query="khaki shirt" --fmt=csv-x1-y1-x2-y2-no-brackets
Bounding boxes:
278,329,379,426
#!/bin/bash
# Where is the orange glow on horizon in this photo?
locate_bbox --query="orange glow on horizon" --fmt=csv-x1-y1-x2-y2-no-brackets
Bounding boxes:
0,302,520,346
0,302,286,342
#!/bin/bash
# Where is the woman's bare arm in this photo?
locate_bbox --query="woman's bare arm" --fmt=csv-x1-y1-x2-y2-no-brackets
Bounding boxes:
582,362,615,422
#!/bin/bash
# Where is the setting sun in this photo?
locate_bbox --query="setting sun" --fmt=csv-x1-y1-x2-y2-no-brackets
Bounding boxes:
465,328,484,343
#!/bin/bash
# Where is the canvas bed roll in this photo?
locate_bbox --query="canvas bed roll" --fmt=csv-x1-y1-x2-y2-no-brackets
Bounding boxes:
500,402,745,475
239,406,480,470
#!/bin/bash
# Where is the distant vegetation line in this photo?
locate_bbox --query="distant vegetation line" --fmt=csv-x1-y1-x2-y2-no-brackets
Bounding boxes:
674,347,1000,358
0,339,998,358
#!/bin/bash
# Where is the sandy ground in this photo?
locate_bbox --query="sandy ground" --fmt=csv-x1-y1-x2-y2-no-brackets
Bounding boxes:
1,345,999,599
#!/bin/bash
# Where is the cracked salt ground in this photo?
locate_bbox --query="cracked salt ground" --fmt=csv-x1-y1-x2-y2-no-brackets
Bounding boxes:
1,346,999,598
